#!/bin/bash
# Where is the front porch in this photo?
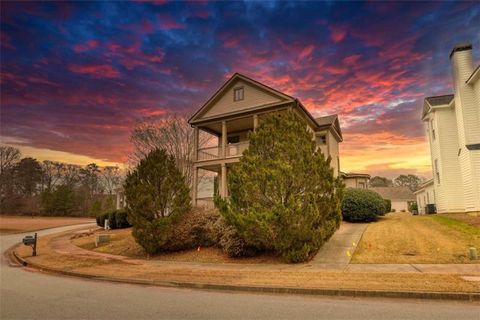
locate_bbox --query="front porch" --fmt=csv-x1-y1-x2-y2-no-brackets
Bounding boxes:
191,114,259,206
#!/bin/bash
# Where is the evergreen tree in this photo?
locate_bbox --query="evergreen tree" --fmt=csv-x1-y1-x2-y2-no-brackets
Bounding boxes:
124,149,191,255
217,111,344,263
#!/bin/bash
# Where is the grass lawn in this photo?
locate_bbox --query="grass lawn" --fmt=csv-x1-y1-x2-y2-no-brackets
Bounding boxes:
0,215,94,234
352,212,480,264
72,228,282,264
16,230,480,294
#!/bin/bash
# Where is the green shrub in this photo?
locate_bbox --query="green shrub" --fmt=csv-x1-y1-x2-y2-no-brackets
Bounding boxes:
115,209,130,228
342,188,386,222
96,212,109,227
216,111,343,263
124,149,191,255
384,199,392,214
96,209,130,229
409,202,418,212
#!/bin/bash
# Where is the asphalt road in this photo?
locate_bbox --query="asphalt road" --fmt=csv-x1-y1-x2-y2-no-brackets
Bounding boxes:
1,225,479,320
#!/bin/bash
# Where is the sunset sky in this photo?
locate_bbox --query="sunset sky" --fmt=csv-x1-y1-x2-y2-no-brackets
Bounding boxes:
1,1,479,178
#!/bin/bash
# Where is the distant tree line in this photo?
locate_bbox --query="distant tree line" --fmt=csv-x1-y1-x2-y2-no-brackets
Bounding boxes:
0,146,123,216
369,174,424,192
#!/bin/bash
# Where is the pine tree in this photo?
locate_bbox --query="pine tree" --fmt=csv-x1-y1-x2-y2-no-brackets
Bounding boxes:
124,149,191,255
217,111,343,263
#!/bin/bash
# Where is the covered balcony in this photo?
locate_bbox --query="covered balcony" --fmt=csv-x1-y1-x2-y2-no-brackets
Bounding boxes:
191,113,259,205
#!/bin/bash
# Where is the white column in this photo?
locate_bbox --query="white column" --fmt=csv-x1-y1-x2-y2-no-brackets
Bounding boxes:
193,127,199,161
221,163,227,198
192,167,198,206
116,191,121,210
253,114,258,130
222,121,227,158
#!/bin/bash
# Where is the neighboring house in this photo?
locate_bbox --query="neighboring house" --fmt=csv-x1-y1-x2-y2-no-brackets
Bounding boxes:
341,172,370,189
188,73,343,206
414,179,435,214
370,187,415,212
420,44,480,214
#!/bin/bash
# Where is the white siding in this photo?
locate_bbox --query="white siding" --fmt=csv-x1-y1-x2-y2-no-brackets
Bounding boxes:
452,50,480,212
435,107,465,212
328,131,340,177
415,183,435,214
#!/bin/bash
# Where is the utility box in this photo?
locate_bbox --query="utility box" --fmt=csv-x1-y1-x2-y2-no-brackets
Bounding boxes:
425,204,437,214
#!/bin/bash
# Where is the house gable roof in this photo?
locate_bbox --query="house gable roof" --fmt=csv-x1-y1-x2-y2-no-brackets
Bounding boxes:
188,73,294,124
315,114,343,140
370,187,415,201
423,94,454,119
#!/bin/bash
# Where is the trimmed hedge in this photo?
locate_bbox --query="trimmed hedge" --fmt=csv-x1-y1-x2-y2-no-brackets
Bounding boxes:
384,199,392,214
96,209,131,229
342,188,386,222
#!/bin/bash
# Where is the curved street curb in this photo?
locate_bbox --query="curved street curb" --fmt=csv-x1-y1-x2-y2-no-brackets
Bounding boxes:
10,248,480,302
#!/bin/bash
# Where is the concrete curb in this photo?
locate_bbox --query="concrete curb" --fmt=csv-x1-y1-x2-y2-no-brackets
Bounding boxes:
10,249,480,302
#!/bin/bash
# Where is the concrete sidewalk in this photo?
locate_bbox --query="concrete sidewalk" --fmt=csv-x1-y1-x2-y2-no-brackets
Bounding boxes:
41,226,480,275
311,222,367,269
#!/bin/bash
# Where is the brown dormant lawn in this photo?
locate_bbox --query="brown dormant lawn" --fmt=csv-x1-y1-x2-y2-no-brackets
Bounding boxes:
0,215,94,234
352,212,480,264
15,230,480,294
72,228,281,264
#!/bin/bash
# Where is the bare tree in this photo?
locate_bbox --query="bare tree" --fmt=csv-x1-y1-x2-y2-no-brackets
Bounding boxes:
62,164,81,187
130,114,211,187
0,146,21,175
101,166,123,194
41,160,64,191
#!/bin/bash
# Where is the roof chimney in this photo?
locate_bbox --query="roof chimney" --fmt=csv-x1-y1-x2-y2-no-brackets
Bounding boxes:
450,43,474,91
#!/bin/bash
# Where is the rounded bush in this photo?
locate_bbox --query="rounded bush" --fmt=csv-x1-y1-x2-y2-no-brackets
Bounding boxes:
384,199,392,214
342,188,386,222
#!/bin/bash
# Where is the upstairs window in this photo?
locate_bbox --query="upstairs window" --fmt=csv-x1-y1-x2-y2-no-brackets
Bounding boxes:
233,87,244,101
434,159,440,184
317,135,327,145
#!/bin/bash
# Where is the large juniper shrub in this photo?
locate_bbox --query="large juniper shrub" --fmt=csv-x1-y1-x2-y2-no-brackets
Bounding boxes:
124,149,191,255
216,111,344,263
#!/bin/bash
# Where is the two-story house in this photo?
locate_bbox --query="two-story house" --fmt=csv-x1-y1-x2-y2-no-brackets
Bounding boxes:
415,44,480,214
188,73,342,206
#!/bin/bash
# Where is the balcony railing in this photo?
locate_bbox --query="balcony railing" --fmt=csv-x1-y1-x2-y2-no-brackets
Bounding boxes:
197,141,249,161
198,146,220,161
226,141,249,158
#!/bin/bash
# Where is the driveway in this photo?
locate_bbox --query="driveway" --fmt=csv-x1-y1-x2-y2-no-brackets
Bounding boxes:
312,222,368,269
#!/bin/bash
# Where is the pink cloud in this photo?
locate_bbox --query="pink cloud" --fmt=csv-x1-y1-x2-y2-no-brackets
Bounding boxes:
68,64,120,78
299,45,315,60
157,14,186,30
329,24,347,43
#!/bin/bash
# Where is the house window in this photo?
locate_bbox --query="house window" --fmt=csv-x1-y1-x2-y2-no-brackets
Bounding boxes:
434,159,440,184
227,135,240,144
317,135,327,145
431,120,436,140
233,87,244,101
427,192,430,204
358,182,365,189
